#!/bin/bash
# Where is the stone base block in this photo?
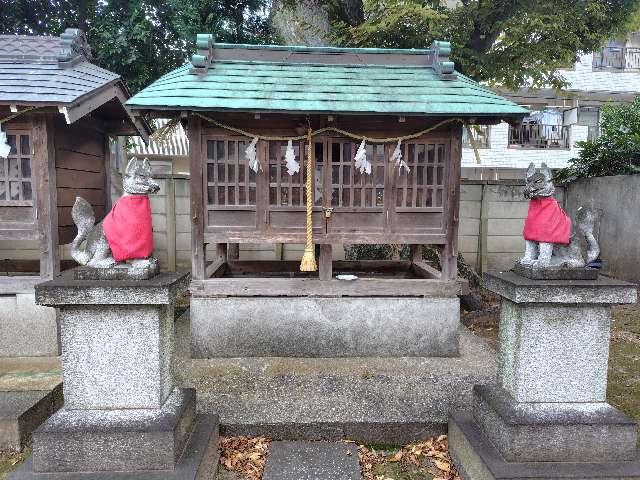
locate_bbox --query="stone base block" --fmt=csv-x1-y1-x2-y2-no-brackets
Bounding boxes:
473,385,638,462
0,384,63,452
449,413,640,480
0,291,58,358
73,258,160,281
190,296,460,358
512,263,599,280
31,388,196,473
9,413,219,480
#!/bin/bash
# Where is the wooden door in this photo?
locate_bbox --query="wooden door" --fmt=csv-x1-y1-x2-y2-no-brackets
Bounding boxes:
325,138,387,239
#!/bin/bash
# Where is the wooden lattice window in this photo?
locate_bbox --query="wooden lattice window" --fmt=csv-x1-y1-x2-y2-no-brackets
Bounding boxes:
330,141,385,208
206,139,256,206
1,132,33,204
396,142,446,208
268,141,323,207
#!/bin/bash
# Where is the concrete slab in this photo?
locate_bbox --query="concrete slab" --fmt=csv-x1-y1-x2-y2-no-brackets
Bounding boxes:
262,441,361,480
449,413,640,480
190,296,460,358
0,293,58,358
0,385,62,453
8,413,219,480
177,311,497,443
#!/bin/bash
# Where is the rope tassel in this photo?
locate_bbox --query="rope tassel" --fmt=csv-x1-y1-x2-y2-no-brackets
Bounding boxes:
299,128,317,272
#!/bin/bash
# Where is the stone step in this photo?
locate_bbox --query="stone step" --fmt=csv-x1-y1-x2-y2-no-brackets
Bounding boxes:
262,441,361,480
175,313,497,444
0,384,63,452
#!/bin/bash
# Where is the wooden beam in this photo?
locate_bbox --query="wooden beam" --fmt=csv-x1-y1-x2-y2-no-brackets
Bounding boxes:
189,114,206,280
64,86,118,124
33,114,59,279
411,261,441,280
205,258,226,278
442,125,462,280
191,277,462,298
319,244,332,281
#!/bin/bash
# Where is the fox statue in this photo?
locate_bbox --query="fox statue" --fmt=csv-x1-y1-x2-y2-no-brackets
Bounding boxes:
71,158,160,269
518,162,600,269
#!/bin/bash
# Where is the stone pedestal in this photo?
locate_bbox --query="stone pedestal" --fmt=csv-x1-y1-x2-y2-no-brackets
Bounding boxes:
10,270,219,480
449,271,640,480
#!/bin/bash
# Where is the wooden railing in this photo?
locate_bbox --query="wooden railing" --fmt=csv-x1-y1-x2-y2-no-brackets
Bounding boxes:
508,124,570,149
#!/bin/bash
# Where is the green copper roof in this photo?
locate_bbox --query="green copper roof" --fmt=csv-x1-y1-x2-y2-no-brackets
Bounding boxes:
127,40,528,118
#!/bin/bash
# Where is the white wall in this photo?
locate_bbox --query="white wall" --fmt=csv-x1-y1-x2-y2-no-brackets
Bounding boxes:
462,122,589,170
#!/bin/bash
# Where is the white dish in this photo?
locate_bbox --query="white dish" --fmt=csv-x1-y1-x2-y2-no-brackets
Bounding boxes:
336,274,358,281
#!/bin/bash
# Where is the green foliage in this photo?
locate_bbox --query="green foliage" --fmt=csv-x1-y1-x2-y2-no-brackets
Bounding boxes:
0,0,273,93
331,0,640,89
555,98,640,183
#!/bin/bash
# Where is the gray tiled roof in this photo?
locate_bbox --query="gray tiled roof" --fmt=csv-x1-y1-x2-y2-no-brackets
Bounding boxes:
0,31,120,105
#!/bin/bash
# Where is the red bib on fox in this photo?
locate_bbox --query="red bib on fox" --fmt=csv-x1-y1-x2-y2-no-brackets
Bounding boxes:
523,197,571,245
102,195,154,262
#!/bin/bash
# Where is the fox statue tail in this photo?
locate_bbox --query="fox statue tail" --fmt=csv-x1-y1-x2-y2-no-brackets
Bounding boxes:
575,206,600,265
70,197,95,265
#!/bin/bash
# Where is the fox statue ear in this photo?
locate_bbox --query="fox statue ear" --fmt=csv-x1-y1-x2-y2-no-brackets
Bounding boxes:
125,158,138,175
142,158,151,176
526,162,536,180
540,163,552,181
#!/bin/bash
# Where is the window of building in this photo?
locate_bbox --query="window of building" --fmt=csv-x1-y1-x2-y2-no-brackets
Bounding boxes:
206,138,256,206
0,132,33,203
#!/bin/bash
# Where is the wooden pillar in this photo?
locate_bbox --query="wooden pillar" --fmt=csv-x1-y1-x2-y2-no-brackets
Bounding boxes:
318,244,332,280
166,177,177,271
228,243,240,260
216,243,228,262
188,114,206,280
33,114,59,280
442,124,462,280
410,244,423,264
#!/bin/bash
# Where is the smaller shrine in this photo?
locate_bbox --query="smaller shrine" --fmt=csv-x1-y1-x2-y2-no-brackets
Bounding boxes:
0,28,150,358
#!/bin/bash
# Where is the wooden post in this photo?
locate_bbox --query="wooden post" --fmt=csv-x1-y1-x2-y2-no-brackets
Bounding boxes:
442,124,462,280
228,243,240,260
478,183,489,273
33,114,59,280
216,243,228,262
319,244,332,280
189,114,206,280
166,177,177,271
410,244,423,264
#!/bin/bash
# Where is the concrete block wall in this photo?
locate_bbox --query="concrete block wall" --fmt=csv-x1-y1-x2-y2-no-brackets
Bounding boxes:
565,174,640,283
462,122,589,170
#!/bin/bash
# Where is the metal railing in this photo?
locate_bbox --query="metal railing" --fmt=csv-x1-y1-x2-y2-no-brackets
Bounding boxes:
508,124,571,149
593,46,640,71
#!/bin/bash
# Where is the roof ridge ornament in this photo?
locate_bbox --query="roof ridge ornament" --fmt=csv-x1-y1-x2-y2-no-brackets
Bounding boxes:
191,34,215,74
431,40,456,80
58,28,92,67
